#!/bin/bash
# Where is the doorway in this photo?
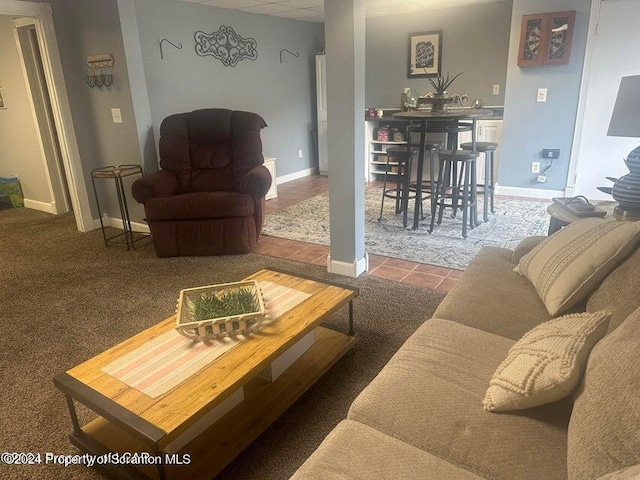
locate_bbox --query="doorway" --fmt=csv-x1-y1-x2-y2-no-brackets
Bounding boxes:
570,0,640,199
14,16,71,214
0,1,91,232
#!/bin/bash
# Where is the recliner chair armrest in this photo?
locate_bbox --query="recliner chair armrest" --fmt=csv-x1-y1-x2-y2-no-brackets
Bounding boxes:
131,170,178,204
237,165,272,199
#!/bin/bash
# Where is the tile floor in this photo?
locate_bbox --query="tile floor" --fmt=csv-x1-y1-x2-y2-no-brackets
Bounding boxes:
259,175,462,293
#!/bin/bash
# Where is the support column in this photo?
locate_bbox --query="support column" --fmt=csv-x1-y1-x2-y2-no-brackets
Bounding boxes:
116,0,157,174
324,0,367,278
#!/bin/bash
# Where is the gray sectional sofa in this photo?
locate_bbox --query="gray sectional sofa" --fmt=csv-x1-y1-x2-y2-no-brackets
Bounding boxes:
291,234,640,480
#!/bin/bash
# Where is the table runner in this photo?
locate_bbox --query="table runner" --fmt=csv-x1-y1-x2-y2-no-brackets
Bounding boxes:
102,281,311,398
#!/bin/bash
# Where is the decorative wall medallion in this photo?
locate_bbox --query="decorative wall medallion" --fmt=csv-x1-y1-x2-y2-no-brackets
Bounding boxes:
194,26,258,67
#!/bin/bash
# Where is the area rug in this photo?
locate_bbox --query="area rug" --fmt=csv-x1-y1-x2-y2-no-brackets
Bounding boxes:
263,187,550,270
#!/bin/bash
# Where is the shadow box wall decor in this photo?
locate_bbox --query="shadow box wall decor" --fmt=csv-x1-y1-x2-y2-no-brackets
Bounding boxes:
517,10,576,67
408,30,442,78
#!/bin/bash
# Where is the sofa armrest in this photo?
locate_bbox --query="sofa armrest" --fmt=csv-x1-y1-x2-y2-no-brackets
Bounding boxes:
237,165,272,199
511,236,547,264
131,170,178,204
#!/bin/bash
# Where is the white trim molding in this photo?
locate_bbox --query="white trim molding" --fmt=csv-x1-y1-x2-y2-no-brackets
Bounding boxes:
495,185,564,200
326,253,368,278
276,167,316,185
93,214,151,233
23,198,56,213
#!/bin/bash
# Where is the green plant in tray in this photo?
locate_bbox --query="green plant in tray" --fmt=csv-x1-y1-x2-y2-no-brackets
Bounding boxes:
189,287,260,321
426,71,464,95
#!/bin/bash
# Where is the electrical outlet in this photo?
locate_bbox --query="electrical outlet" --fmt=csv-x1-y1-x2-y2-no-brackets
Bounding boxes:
111,108,123,123
298,149,303,159
531,162,541,174
537,88,548,103
492,84,500,95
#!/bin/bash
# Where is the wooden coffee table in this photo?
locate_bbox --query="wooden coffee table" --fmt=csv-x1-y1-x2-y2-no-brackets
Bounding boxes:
54,268,358,479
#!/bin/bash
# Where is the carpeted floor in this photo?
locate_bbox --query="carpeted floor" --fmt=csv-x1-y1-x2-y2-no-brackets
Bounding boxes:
0,208,446,480
263,187,550,270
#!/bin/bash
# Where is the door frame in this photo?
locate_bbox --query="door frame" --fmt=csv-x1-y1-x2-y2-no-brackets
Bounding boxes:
0,0,92,231
565,0,601,196
13,16,70,214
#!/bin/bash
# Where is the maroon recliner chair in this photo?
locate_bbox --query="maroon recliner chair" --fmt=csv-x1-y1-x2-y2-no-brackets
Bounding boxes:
131,109,271,257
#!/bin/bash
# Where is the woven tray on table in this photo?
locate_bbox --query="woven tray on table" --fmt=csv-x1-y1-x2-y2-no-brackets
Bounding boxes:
175,280,266,341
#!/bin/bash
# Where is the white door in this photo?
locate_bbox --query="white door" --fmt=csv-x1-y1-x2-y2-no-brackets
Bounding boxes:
572,0,640,199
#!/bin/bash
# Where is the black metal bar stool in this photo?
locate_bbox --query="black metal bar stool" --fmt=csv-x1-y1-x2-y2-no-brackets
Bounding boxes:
460,141,498,222
407,123,442,222
424,121,473,216
430,150,479,238
378,145,419,227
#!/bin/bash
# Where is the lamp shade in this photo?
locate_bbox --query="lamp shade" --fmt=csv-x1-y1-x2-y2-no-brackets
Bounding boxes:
607,75,640,138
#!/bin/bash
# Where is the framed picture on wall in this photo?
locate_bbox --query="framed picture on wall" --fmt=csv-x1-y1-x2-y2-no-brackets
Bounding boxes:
0,86,6,109
408,30,442,78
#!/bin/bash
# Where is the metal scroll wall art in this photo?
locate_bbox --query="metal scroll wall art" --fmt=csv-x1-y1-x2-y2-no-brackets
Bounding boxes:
86,54,114,88
194,26,257,67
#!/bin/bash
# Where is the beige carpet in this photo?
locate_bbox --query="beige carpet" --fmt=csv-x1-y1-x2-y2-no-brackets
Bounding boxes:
0,208,445,480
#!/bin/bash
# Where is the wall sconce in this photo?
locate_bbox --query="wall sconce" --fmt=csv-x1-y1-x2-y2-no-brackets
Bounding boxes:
86,54,114,88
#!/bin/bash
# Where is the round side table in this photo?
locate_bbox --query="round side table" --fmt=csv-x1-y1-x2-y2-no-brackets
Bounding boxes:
546,201,617,235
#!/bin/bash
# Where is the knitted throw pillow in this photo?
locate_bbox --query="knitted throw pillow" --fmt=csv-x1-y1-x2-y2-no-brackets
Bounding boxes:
483,310,610,412
514,218,640,316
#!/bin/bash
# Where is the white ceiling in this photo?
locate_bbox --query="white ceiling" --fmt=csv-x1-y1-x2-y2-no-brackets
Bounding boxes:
177,0,504,23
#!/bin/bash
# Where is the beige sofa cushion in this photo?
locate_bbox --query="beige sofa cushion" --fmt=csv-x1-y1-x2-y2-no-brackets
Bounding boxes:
483,311,610,412
514,218,640,316
597,465,640,480
434,247,552,340
511,236,547,264
587,246,640,333
568,306,640,480
290,419,484,480
348,318,572,480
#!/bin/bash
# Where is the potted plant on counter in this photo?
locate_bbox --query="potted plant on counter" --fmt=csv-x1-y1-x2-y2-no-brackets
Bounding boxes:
425,71,463,111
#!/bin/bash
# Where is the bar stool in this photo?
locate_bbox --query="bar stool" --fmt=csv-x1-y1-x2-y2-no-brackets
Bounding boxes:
423,121,473,216
430,150,479,238
460,141,498,222
378,145,419,227
407,123,442,221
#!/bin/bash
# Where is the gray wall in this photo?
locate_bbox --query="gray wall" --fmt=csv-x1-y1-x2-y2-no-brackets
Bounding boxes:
49,0,143,219
499,0,591,191
366,1,513,108
0,15,51,204
132,0,324,178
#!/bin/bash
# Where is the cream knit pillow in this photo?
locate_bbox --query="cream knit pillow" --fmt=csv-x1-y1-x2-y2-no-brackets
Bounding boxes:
514,218,640,316
483,310,610,412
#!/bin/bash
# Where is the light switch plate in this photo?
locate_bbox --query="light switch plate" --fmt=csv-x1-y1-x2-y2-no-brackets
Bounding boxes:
537,88,548,103
111,108,123,123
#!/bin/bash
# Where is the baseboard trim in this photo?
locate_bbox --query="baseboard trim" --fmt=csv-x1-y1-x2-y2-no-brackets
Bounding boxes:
276,167,315,185
326,253,368,278
92,215,150,233
23,198,56,214
495,185,564,200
